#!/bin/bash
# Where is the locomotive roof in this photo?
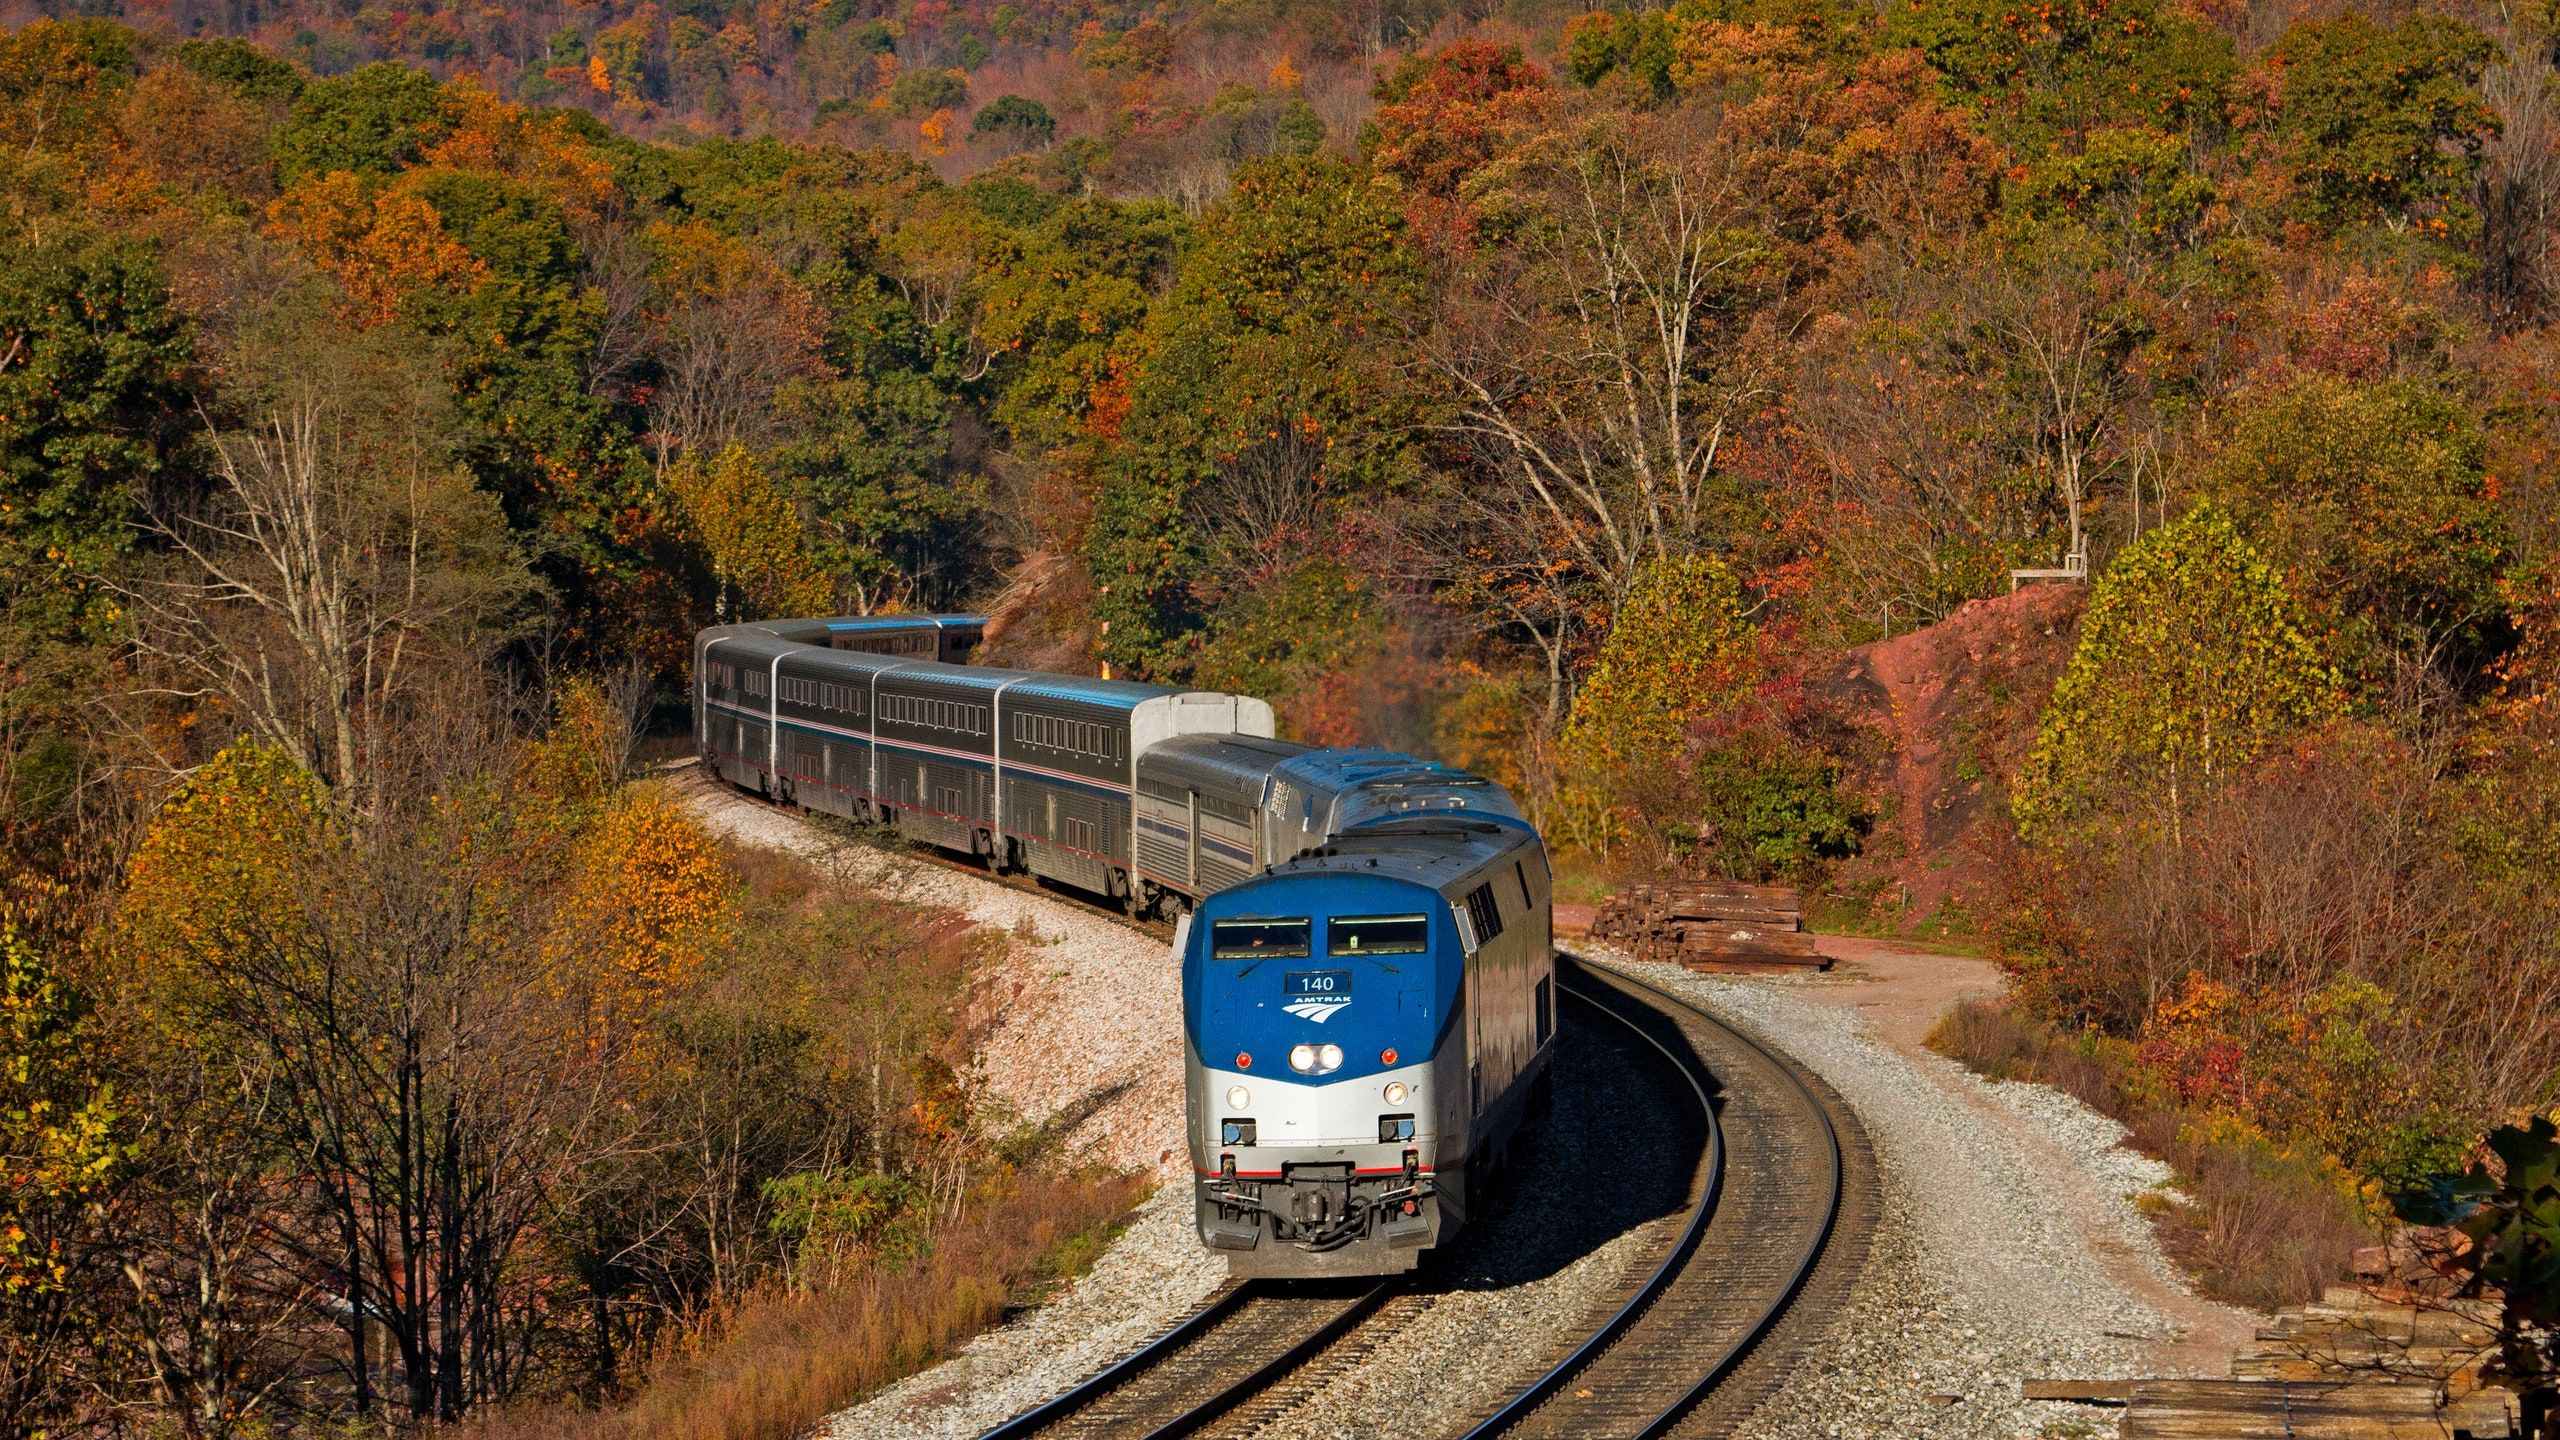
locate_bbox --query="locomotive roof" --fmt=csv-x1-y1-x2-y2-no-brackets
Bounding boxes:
1142,734,1317,785
1260,816,1538,895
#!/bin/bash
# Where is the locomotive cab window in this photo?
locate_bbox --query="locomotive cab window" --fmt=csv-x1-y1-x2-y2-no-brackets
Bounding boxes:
1327,914,1428,955
1211,918,1310,960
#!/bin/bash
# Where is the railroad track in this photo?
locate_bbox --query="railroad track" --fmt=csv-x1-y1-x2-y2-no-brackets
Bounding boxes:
972,956,1867,1440
1454,956,1868,1439
680,766,1870,1438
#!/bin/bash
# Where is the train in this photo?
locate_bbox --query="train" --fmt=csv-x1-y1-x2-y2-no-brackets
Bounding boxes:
692,617,1556,1275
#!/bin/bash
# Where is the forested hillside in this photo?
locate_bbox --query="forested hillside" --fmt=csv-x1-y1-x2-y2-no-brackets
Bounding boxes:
5,0,2560,1432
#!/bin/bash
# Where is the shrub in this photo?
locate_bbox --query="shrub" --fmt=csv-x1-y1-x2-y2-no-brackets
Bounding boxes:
1929,998,2382,1309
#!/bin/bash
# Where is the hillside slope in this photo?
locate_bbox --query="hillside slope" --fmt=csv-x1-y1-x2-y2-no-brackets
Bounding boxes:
1821,584,2086,929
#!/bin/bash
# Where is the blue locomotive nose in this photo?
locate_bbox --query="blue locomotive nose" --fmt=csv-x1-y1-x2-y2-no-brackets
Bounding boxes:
1189,887,1452,1086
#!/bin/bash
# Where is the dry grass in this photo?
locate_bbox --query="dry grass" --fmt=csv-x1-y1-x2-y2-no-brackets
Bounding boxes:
473,1172,1147,1440
1927,998,2381,1310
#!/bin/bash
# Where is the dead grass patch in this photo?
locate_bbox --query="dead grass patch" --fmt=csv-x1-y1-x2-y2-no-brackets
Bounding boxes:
473,1171,1146,1440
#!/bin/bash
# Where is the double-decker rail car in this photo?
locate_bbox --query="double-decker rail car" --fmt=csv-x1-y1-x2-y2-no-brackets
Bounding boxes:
1183,807,1554,1278
693,623,1275,911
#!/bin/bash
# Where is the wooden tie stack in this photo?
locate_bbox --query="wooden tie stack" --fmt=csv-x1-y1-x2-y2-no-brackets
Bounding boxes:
2030,1287,2522,1438
1586,882,1828,972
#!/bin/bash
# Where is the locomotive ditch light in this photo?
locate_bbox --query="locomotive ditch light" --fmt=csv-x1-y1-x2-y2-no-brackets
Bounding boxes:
1222,1119,1257,1146
1383,1081,1407,1105
1226,1085,1251,1110
1379,1114,1416,1144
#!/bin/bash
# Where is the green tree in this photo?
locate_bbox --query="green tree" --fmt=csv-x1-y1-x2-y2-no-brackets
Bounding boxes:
1884,0,2236,149
0,231,191,639
271,61,451,187
171,37,305,104
970,94,1054,143
2014,504,2347,838
2266,12,2498,235
976,196,1184,453
887,67,967,118
1085,155,1424,677
2201,376,2507,685
2005,125,2218,261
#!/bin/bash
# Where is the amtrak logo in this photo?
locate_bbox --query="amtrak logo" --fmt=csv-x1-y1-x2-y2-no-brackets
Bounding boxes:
1282,995,1352,1023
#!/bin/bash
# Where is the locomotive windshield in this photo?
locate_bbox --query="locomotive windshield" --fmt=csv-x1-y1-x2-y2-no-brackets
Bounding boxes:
1328,914,1428,955
1210,917,1310,960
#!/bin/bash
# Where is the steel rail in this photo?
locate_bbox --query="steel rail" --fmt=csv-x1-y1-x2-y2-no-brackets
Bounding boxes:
970,1283,1251,1440
1458,956,1844,1440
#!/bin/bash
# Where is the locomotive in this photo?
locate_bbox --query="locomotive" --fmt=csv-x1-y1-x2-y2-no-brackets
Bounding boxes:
692,619,1557,1276
1180,776,1553,1277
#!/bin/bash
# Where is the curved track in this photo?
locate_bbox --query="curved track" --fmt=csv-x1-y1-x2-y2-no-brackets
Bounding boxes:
973,957,1865,1440
1451,957,1859,1439
691,768,1866,1439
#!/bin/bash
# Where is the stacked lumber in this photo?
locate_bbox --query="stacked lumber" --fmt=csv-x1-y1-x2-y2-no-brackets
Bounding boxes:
2118,1379,2516,1438
2078,1288,2522,1439
1586,882,1828,972
2231,1286,2503,1390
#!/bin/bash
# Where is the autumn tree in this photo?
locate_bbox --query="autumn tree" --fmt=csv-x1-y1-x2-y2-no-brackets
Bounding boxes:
0,924,120,1439
2202,375,2509,687
2014,504,2347,838
114,293,531,805
1416,100,1788,708
666,444,833,621
643,221,829,469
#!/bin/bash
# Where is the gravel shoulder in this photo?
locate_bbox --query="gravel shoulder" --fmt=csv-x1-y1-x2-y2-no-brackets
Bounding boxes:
1586,937,2261,1440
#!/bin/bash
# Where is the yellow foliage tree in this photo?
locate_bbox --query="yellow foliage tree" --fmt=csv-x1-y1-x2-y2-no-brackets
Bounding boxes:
118,741,335,1007
1562,553,1758,774
548,788,733,1040
667,444,833,621
421,77,616,222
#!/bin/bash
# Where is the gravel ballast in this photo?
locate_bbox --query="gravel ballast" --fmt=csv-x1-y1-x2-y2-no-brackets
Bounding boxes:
680,772,2250,1439
1585,952,2256,1440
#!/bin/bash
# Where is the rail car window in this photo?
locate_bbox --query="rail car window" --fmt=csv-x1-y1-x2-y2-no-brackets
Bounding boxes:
1328,914,1429,955
1011,713,1121,761
879,694,987,735
1463,884,1504,943
1211,918,1310,960
744,670,768,698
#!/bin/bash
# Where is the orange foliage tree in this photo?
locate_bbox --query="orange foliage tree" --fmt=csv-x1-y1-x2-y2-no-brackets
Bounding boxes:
265,171,487,327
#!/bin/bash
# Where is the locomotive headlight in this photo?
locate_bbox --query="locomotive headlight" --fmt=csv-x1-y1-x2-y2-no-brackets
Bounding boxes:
1289,1044,1318,1073
1226,1085,1250,1110
1318,1043,1343,1072
1383,1081,1407,1105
